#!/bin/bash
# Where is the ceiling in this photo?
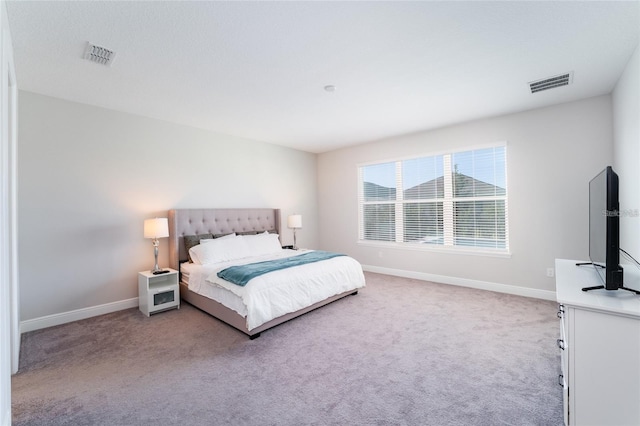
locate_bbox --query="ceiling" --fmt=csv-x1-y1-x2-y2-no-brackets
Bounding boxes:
5,1,639,154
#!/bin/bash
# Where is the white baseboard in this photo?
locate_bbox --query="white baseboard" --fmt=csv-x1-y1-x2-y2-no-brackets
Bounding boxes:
362,265,557,301
20,298,139,333
18,268,556,333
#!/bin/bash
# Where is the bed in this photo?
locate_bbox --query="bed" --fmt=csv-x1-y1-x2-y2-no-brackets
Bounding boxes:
168,208,365,339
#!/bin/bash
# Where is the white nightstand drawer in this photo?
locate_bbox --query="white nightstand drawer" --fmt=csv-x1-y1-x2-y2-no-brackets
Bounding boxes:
149,284,176,294
138,269,179,316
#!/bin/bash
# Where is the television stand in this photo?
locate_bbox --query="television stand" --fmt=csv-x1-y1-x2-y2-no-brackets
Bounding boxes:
574,262,640,294
581,284,604,292
575,262,603,268
581,284,640,294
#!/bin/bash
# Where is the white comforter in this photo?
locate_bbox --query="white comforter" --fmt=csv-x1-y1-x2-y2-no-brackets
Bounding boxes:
182,249,365,331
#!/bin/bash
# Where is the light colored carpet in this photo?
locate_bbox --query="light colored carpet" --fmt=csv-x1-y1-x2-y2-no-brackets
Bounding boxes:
12,272,563,425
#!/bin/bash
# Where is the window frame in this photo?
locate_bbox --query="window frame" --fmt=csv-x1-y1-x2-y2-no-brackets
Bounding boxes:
357,143,510,257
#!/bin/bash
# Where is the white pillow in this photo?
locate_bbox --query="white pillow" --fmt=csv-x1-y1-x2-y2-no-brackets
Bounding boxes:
242,232,282,257
189,235,250,265
200,233,236,244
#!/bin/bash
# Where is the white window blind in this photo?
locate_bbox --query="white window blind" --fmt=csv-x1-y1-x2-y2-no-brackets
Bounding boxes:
358,146,508,252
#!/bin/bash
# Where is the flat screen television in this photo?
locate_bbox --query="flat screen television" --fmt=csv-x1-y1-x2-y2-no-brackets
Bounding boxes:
585,166,624,291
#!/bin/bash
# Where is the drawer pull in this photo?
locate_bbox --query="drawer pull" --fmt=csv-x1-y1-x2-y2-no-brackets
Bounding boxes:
557,339,565,350
558,374,564,387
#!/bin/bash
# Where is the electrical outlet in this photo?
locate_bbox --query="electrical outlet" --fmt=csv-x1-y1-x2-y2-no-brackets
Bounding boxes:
546,268,555,278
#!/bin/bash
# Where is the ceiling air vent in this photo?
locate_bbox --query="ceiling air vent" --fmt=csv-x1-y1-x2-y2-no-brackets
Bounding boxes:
83,42,116,66
529,72,572,94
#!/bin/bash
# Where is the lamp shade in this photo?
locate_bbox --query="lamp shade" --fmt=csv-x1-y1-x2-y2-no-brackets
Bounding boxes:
287,214,302,229
144,218,169,239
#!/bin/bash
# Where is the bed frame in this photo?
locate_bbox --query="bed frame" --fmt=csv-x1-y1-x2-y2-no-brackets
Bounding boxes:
168,208,358,339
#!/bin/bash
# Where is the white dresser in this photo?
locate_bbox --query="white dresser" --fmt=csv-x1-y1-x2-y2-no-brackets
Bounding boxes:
555,259,640,426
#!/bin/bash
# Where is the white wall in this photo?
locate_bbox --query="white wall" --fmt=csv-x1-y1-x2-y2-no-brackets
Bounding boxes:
613,45,639,261
18,91,318,325
318,96,613,295
0,0,17,422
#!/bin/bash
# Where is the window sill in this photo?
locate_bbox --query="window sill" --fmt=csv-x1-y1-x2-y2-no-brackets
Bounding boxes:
357,240,512,258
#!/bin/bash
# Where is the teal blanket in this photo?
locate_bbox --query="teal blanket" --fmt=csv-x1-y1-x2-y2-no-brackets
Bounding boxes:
217,250,346,286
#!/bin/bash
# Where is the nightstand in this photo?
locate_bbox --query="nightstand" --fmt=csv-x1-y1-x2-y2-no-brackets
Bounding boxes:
138,268,180,316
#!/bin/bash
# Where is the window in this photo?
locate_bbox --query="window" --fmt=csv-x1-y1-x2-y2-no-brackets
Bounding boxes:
358,145,508,253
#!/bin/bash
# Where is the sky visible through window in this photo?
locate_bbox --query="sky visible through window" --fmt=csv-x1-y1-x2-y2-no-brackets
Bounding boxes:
362,147,506,191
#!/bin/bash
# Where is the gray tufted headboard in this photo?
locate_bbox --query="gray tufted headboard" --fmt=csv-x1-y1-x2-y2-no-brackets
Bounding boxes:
168,208,281,271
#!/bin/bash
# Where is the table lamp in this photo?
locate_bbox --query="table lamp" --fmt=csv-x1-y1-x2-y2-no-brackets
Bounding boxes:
287,214,302,250
144,218,169,274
